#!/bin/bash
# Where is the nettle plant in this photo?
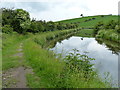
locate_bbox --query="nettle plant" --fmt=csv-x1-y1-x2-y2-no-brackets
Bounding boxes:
64,49,95,75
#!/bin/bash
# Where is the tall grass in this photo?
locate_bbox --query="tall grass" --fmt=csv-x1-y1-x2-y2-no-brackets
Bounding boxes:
24,39,65,88
0,32,2,89
96,29,120,43
76,29,94,37
23,30,111,88
2,32,32,70
34,29,79,48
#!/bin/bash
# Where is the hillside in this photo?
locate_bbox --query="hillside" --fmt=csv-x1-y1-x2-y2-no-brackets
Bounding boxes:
56,15,118,28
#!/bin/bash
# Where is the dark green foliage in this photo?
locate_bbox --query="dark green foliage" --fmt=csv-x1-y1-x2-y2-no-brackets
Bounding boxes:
28,21,44,33
47,21,56,31
2,8,16,26
117,28,120,33
101,15,104,17
2,8,78,34
93,19,120,43
2,8,31,34
2,25,13,33
94,22,104,35
64,49,95,74
104,20,117,29
115,25,120,33
14,9,31,34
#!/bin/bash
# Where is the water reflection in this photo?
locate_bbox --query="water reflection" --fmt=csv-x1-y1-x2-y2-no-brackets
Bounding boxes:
96,38,120,55
50,36,119,87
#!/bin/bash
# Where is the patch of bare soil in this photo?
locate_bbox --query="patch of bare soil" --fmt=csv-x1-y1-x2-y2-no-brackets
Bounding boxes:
2,43,34,88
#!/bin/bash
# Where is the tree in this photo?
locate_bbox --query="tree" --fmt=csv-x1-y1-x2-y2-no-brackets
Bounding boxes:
28,21,38,33
80,14,83,17
47,21,56,31
2,8,16,26
36,21,45,32
2,25,13,33
14,9,31,33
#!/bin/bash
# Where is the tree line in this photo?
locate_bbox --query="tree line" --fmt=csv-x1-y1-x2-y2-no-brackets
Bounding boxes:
1,8,79,34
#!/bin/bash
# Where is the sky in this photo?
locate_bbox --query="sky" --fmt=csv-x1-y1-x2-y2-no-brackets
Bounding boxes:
0,0,119,21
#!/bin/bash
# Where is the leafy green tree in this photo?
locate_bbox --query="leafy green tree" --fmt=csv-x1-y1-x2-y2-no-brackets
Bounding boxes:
28,21,45,33
2,25,13,33
28,21,38,33
1,8,79,34
36,22,45,32
8,9,30,34
2,8,16,26
47,21,56,31
56,23,63,30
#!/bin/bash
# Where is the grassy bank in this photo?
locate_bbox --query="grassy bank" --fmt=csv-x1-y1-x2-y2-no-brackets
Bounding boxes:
2,29,79,70
22,30,111,88
3,29,111,88
33,29,79,48
0,32,2,89
24,40,110,88
24,39,64,88
2,32,34,70
76,29,94,37
2,33,25,70
96,29,120,43
3,29,110,88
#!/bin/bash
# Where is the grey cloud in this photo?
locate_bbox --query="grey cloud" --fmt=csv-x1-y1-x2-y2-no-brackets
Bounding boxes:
0,2,52,13
16,2,51,12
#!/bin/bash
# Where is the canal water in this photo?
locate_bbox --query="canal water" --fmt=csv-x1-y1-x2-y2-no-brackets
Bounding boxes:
50,36,119,87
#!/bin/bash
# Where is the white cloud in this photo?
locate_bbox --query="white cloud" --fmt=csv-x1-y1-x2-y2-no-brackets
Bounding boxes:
0,0,119,21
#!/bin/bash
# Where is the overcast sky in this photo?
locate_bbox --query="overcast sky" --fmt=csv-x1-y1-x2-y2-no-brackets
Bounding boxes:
0,0,119,21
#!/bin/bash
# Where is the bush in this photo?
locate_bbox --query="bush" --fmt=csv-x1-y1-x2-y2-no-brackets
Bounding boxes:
115,25,120,33
2,25,13,34
94,22,104,35
64,49,95,76
104,20,116,29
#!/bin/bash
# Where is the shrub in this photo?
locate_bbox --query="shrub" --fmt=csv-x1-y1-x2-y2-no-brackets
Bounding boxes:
64,49,95,76
2,25,13,34
115,25,120,33
94,22,104,35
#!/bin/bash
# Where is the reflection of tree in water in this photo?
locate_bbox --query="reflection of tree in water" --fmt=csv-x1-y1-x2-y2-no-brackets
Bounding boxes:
96,38,120,55
49,34,73,48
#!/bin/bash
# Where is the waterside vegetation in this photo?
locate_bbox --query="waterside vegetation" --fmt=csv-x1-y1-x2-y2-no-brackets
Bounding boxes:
1,8,119,88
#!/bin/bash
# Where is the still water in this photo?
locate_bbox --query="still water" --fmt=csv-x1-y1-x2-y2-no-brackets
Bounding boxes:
50,36,119,87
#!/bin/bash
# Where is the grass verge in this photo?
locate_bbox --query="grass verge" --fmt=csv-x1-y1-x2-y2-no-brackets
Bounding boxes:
23,30,111,88
96,29,120,43
76,29,94,37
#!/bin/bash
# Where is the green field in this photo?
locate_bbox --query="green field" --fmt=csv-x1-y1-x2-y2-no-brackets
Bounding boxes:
57,15,118,28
